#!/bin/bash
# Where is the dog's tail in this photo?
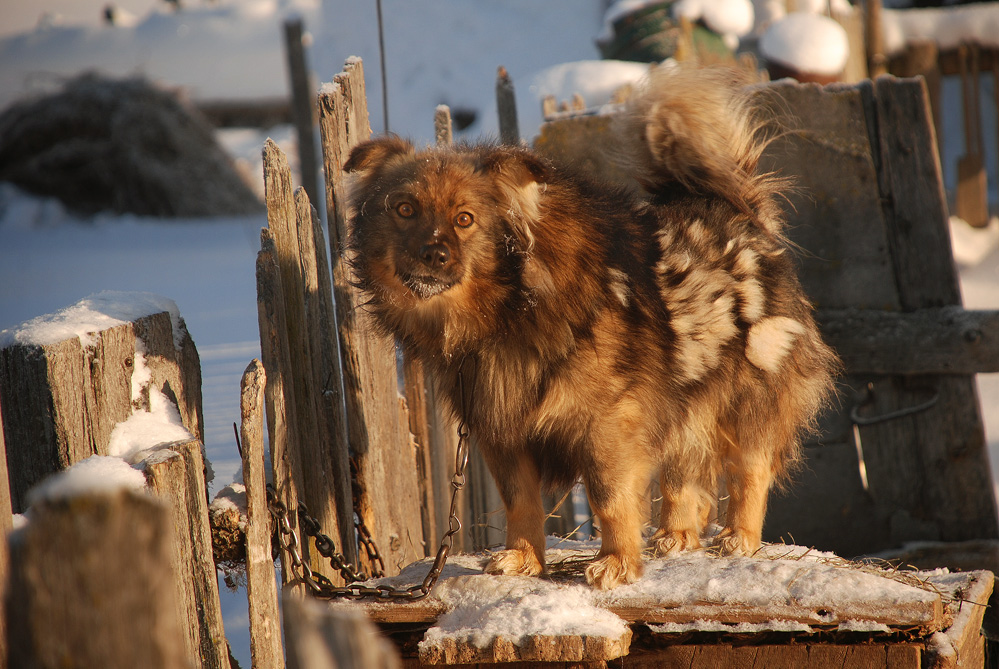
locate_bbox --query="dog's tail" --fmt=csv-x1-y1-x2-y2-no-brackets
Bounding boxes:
618,64,787,233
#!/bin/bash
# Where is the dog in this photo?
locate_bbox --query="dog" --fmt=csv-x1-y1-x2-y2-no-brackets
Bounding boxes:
343,65,838,589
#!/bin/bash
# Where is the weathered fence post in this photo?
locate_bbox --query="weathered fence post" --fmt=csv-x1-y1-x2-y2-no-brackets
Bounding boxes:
0,299,202,513
260,140,355,584
256,228,308,594
283,596,401,669
143,440,230,669
0,399,10,669
318,58,425,574
496,65,520,144
7,485,186,668
284,18,320,209
239,359,284,668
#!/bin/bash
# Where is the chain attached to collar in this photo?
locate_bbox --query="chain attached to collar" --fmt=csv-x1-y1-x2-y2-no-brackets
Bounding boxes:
266,364,473,601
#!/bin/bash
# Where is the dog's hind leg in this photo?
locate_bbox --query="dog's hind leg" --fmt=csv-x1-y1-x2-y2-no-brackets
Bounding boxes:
715,442,773,556
483,451,547,577
651,474,710,556
651,449,719,556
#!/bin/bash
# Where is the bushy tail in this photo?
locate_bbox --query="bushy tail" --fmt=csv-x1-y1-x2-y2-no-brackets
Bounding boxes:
618,64,786,233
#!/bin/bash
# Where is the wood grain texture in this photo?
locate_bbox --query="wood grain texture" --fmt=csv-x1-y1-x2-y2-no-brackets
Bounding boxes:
239,360,284,668
256,228,306,595
317,58,424,574
817,307,999,374
1,310,201,513
144,439,229,669
7,490,187,669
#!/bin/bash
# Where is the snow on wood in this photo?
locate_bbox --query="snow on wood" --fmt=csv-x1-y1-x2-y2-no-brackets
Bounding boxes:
0,290,184,350
25,454,146,504
760,13,850,76
882,3,999,56
350,542,960,642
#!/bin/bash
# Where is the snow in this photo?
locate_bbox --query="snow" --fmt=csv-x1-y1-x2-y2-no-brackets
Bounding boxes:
26,455,147,505
0,289,184,350
673,0,754,50
107,347,195,461
364,542,959,651
210,482,248,530
759,13,850,76
425,573,628,650
882,4,999,57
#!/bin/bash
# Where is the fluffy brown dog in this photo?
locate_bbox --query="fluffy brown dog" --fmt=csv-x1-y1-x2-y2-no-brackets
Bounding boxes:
344,66,838,589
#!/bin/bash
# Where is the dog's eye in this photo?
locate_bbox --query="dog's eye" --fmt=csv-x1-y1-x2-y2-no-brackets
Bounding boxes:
396,202,415,218
455,212,474,228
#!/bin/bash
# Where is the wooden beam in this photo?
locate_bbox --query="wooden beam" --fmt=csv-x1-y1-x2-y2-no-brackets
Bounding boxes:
818,307,999,375
7,489,187,668
143,440,229,668
283,19,320,208
317,58,425,575
239,360,284,668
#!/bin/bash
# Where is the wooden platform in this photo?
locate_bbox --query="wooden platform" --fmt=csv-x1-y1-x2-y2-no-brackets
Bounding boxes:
341,546,993,667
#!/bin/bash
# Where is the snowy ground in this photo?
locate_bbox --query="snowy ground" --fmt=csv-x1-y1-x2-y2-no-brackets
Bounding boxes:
1,0,998,665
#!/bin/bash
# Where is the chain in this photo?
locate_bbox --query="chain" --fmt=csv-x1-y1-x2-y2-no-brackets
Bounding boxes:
267,363,474,601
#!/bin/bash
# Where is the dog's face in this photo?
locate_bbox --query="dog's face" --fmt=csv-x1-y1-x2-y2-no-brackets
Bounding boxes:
344,138,550,317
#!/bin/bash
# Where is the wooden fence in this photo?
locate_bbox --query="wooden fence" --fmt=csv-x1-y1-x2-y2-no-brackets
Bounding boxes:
4,45,999,667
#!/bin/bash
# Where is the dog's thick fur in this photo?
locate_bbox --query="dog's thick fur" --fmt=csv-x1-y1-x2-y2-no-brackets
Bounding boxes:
344,66,838,589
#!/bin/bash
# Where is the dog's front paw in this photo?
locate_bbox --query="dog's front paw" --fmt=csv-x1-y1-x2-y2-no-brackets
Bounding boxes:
585,553,643,590
714,528,761,556
650,528,702,556
484,548,544,577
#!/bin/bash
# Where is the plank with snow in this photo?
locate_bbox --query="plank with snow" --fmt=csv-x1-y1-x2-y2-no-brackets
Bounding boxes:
0,292,202,513
348,548,991,667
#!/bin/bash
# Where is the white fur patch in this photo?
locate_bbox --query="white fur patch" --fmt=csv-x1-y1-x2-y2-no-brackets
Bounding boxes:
746,317,806,372
608,268,631,308
734,248,758,276
736,277,765,323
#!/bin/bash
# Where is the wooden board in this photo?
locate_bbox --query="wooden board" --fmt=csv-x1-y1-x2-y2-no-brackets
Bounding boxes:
1,309,201,513
419,629,633,665
759,77,999,555
317,58,425,574
372,564,991,668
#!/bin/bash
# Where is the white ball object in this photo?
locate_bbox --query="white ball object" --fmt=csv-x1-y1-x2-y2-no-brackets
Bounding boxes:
702,0,755,37
760,13,850,76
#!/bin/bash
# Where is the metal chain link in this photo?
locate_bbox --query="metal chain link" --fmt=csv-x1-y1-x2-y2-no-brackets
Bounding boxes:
266,364,474,601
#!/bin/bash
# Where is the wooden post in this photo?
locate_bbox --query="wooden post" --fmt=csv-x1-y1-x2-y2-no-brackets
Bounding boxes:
496,66,520,144
7,489,187,668
240,360,284,668
0,307,202,513
887,42,943,170
318,58,425,575
0,399,10,669
143,440,229,669
284,18,320,209
751,78,999,555
866,0,886,78
283,595,401,669
293,185,356,565
256,228,307,595
262,141,353,583
434,105,453,146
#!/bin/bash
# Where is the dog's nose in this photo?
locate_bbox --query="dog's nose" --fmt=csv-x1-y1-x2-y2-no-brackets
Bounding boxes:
419,242,450,267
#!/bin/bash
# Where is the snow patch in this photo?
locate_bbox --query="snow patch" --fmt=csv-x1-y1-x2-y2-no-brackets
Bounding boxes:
882,4,999,57
27,455,147,505
760,13,850,76
0,290,184,350
423,575,628,651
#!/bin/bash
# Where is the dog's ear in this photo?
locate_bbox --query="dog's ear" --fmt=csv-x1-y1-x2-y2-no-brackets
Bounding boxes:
343,135,414,174
478,147,551,251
